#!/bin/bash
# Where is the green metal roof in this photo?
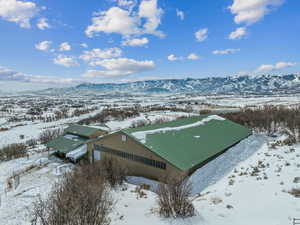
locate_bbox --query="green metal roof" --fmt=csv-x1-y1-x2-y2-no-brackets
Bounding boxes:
46,136,87,153
64,125,100,138
123,115,251,171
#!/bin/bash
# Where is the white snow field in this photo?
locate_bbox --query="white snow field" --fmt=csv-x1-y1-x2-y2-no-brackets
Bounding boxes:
0,134,299,225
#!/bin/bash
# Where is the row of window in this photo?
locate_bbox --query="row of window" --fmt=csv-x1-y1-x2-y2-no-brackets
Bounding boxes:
94,144,166,170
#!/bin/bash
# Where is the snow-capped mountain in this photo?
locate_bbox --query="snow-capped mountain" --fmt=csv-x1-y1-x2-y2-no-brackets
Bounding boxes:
74,74,300,94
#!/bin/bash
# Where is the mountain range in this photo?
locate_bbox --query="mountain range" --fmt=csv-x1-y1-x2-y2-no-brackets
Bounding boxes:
74,74,300,95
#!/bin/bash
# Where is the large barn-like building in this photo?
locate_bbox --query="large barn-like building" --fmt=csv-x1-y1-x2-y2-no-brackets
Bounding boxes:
87,115,251,180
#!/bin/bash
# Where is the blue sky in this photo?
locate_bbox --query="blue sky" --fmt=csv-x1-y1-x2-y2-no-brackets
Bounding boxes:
0,0,299,84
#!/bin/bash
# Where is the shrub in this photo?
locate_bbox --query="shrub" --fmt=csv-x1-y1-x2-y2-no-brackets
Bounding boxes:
0,143,27,161
26,139,38,148
288,188,300,198
39,128,63,144
199,109,212,114
32,164,114,225
221,105,300,142
99,157,127,188
79,107,140,125
129,119,148,128
156,177,195,218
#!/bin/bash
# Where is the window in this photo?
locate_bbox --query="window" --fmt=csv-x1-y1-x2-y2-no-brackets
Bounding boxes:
121,135,127,142
94,144,166,170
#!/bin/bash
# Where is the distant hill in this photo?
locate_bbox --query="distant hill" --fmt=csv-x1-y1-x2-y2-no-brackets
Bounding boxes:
74,74,300,95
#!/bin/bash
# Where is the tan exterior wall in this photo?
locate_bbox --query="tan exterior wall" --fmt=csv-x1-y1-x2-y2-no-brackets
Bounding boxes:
87,131,186,181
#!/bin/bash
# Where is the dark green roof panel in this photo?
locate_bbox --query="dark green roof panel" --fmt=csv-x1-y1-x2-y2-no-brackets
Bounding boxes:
124,115,251,171
65,125,100,138
46,136,87,153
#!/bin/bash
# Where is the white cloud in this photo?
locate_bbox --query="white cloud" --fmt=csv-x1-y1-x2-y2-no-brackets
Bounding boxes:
80,48,122,65
195,28,208,42
82,58,155,78
229,0,284,25
256,61,297,72
83,70,130,77
0,66,15,78
122,37,149,47
37,17,50,30
228,27,247,40
53,54,79,67
117,0,136,11
256,64,276,72
176,9,184,20
59,42,71,51
0,66,81,84
212,48,240,55
85,7,140,37
275,61,296,69
85,0,164,38
35,40,51,51
167,54,182,61
0,0,39,28
138,0,164,37
168,53,201,61
187,53,200,60
80,43,88,48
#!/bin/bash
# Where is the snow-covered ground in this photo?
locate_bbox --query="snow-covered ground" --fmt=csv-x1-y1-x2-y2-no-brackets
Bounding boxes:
0,107,106,148
0,109,192,148
0,118,6,126
0,152,64,225
105,111,195,131
203,95,300,108
1,134,299,225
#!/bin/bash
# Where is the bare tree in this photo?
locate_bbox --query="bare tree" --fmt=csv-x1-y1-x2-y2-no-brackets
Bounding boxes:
156,177,195,218
222,105,300,142
39,128,63,144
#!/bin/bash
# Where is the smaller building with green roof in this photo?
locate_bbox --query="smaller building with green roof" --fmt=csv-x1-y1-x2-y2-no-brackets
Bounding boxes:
46,124,108,161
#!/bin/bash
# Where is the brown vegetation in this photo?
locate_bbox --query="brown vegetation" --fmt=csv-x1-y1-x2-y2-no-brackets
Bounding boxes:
32,164,114,225
79,107,140,125
288,188,300,198
79,105,193,125
0,143,27,161
39,128,63,144
98,157,127,188
156,177,195,218
222,105,300,142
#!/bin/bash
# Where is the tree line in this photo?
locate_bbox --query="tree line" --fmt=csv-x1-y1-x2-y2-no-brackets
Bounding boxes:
221,105,300,142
